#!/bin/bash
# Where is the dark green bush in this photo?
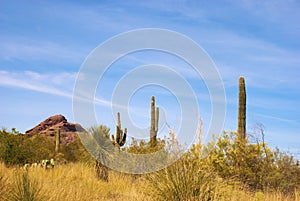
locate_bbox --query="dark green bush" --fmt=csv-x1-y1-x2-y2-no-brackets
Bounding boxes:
0,129,91,166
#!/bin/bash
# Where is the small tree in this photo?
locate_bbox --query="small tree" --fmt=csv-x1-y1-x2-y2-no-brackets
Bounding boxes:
91,125,111,182
93,113,128,182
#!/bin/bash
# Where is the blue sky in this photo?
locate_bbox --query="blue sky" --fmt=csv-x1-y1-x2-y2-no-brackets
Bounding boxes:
0,0,299,155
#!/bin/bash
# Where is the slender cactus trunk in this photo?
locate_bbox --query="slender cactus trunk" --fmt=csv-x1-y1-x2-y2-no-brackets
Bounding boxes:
150,96,159,146
238,76,246,139
55,128,60,154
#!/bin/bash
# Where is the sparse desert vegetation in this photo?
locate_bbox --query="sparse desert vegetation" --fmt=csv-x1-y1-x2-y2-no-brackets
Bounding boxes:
0,79,299,201
1,0,300,200
0,128,300,201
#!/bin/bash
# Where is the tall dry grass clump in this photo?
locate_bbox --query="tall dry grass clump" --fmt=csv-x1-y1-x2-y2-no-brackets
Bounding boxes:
0,163,12,201
11,170,44,201
25,163,135,201
143,156,230,201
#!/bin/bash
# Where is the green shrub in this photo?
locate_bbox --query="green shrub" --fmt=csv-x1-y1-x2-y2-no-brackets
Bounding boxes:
0,129,91,166
206,131,300,193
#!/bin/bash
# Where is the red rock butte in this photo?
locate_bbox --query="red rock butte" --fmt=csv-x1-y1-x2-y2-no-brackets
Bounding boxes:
25,114,84,144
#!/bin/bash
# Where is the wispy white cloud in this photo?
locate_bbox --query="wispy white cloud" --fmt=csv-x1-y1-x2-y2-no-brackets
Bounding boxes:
0,36,89,64
208,33,300,91
0,70,107,106
0,70,144,113
0,70,73,98
239,0,300,35
254,113,300,125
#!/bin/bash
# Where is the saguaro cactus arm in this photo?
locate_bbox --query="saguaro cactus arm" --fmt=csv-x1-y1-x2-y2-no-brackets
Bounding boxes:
119,128,127,146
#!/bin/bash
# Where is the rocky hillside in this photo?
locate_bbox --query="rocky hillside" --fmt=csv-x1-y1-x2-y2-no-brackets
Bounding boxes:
25,114,84,144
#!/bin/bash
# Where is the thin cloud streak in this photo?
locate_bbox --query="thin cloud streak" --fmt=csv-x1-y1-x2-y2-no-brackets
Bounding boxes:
0,37,89,64
0,70,146,116
0,70,72,98
254,113,300,125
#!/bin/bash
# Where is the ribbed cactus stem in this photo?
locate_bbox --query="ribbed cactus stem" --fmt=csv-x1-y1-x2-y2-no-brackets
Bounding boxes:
150,96,155,138
55,128,60,153
150,96,159,145
238,76,246,139
116,112,121,143
155,107,159,133
117,112,121,128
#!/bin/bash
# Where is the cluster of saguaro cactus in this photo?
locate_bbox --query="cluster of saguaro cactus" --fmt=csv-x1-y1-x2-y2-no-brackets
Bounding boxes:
238,76,246,139
150,96,159,146
111,112,127,149
55,128,60,154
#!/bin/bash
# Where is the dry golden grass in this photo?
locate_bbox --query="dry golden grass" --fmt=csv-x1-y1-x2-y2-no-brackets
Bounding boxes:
0,162,298,201
0,162,149,201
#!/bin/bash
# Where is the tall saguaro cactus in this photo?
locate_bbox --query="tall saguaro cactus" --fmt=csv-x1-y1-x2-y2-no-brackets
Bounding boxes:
111,112,127,148
55,128,60,154
238,76,246,139
150,96,159,145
